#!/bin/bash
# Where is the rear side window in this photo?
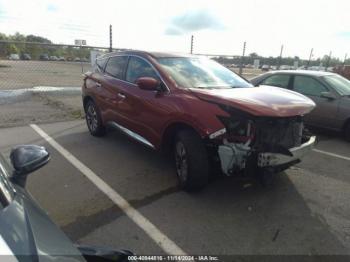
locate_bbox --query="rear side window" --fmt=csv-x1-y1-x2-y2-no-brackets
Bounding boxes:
96,57,107,72
262,74,290,88
293,76,328,97
105,56,128,79
126,57,159,84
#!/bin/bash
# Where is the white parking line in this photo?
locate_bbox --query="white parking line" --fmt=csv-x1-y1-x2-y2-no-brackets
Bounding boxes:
313,149,350,161
30,124,186,256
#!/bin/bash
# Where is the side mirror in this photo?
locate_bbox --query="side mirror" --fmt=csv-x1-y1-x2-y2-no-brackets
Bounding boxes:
320,91,336,100
10,145,50,187
136,77,160,91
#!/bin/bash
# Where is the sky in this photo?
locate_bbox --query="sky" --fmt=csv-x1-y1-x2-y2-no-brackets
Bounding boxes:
0,0,349,59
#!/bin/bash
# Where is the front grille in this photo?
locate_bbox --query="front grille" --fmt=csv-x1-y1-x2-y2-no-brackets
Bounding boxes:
254,116,303,150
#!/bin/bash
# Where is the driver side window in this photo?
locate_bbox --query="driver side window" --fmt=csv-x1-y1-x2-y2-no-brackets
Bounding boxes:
293,76,328,97
126,57,159,84
261,74,290,88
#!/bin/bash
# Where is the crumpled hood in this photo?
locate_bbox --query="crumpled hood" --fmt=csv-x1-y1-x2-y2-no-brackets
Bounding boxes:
189,85,316,117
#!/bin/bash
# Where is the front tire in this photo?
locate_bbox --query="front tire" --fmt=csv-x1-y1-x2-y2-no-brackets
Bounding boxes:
174,129,209,192
85,100,106,137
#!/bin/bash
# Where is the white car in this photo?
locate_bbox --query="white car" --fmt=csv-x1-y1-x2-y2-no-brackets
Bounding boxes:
50,56,59,61
280,65,291,70
8,54,20,60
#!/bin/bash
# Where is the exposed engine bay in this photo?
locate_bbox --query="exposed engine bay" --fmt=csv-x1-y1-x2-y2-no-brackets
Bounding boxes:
210,107,316,177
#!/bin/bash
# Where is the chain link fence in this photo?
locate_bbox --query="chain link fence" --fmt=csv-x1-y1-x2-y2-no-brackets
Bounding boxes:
0,41,116,90
0,41,258,91
0,39,348,128
1,40,347,91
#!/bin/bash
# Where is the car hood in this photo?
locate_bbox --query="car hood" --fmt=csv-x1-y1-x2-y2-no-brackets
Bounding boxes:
189,85,316,117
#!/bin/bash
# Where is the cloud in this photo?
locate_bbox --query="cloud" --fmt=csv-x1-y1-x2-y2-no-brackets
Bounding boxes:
59,23,90,32
164,26,183,36
0,1,6,19
165,9,226,35
47,3,58,12
337,32,350,38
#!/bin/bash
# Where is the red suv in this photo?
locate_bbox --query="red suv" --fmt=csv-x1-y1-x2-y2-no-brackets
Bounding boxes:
82,51,316,191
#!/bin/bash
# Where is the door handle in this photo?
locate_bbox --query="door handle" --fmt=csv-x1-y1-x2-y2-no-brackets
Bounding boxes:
117,93,126,99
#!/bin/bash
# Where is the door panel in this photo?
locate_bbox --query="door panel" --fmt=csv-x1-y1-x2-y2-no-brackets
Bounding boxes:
116,56,169,147
96,56,128,124
292,75,339,128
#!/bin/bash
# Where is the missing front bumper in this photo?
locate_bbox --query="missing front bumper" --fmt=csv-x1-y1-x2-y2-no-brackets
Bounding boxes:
257,136,316,167
218,136,316,176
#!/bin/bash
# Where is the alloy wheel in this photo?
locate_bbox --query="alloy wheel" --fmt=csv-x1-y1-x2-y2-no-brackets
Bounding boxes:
175,141,188,182
86,104,98,132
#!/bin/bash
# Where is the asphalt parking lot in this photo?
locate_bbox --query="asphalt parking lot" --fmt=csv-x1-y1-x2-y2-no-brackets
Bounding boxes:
0,120,349,256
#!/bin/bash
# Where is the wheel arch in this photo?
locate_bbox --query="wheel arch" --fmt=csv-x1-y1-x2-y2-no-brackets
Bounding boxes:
82,95,95,110
160,122,205,154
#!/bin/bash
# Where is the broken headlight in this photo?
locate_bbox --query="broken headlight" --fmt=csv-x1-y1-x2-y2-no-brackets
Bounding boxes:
217,116,255,143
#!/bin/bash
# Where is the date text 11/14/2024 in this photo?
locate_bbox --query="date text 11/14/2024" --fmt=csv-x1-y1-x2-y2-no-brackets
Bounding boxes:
127,255,219,261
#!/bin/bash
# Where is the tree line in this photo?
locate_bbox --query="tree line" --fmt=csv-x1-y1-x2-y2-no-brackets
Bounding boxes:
0,32,92,60
0,32,348,66
213,52,348,67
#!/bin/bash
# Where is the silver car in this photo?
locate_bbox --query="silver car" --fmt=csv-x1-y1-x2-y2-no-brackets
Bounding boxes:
0,145,132,261
250,70,350,141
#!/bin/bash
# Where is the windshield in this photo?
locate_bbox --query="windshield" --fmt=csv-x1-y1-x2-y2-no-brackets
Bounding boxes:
322,74,350,96
157,57,252,89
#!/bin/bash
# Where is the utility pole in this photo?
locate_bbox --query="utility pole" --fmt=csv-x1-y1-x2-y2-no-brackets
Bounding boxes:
344,53,348,66
307,48,313,69
277,44,283,70
239,41,246,76
325,51,332,71
190,35,194,54
109,24,113,52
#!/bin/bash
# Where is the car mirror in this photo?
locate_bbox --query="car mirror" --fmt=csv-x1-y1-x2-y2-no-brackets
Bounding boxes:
136,77,160,91
10,145,50,186
320,92,336,100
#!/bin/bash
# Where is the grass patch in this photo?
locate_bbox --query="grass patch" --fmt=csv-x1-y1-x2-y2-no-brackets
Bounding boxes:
70,109,84,119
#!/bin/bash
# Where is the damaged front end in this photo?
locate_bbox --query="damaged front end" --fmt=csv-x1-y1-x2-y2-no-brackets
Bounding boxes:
210,108,316,177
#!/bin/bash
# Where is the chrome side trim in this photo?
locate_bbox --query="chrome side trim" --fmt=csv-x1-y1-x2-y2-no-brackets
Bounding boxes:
209,128,226,139
108,121,155,149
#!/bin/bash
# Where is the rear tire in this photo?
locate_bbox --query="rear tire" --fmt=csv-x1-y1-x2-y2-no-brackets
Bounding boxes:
174,129,209,192
85,100,106,137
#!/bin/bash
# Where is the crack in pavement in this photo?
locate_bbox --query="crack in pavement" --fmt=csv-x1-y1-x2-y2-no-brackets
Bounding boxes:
62,186,180,241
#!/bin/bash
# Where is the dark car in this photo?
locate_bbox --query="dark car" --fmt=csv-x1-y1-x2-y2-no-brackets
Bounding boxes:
21,53,31,60
0,145,132,261
39,54,49,61
261,65,270,71
250,70,350,141
82,51,316,191
334,65,350,80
